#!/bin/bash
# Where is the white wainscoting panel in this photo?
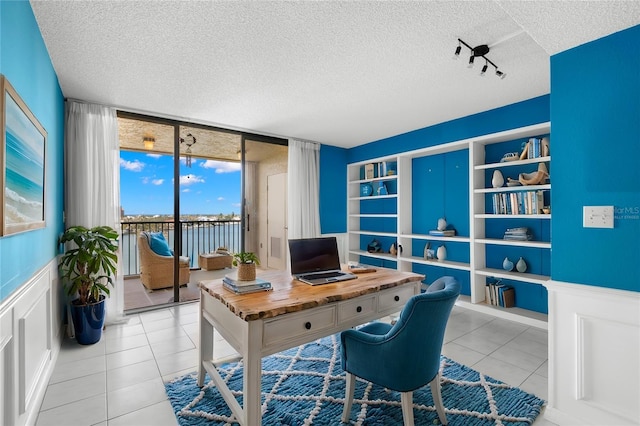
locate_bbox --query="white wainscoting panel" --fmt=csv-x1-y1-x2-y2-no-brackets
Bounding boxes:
1,307,14,425
545,280,640,426
0,259,62,426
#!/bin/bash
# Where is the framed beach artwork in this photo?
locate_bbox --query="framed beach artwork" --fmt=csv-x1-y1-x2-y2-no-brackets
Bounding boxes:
0,75,47,236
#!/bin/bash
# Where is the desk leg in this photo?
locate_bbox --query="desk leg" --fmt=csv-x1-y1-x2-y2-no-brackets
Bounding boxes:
242,321,263,425
198,300,213,387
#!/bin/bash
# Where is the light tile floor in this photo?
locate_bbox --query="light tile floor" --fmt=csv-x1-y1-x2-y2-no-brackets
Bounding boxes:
36,302,557,426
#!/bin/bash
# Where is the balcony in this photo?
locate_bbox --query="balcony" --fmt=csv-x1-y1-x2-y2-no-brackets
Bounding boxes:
120,219,241,277
121,219,241,311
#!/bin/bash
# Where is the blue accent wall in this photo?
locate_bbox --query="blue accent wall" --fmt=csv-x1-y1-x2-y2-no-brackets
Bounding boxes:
348,95,550,164
0,1,65,303
550,25,640,292
319,144,348,234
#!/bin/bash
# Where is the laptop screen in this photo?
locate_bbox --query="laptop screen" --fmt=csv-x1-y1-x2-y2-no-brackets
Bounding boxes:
288,237,341,275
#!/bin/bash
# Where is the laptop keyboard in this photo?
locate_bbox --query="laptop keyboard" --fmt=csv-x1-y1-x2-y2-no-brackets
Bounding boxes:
300,271,344,280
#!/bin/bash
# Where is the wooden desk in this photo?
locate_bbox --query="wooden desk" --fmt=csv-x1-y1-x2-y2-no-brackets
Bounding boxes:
197,268,424,426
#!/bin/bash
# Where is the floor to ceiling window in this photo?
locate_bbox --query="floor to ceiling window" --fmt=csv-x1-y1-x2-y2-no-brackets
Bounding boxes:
117,112,287,312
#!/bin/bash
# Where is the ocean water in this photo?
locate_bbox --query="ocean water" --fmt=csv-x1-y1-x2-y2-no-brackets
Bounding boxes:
4,130,44,224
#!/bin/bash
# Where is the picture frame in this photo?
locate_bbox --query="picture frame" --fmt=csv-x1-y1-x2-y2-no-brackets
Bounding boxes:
1,75,47,236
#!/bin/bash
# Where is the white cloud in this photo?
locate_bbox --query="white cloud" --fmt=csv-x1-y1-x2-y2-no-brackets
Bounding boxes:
232,202,241,208
151,179,164,185
180,174,205,186
182,188,191,193
120,158,144,172
146,153,162,159
141,177,149,184
217,196,225,201
200,160,241,173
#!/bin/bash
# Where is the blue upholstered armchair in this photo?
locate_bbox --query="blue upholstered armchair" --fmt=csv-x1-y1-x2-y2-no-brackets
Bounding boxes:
340,276,460,426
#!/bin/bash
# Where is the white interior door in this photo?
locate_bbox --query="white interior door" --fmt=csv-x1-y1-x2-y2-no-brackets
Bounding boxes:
267,173,287,270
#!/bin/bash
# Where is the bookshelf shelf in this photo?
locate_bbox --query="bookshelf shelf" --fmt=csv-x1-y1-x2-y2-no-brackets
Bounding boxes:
475,267,550,285
455,295,547,329
398,255,471,271
349,214,397,218
475,214,551,219
349,194,397,201
350,230,397,238
474,184,551,194
475,238,551,249
400,233,470,243
348,250,398,262
474,155,551,170
350,175,398,184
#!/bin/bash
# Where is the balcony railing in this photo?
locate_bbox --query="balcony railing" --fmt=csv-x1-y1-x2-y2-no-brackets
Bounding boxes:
120,220,241,277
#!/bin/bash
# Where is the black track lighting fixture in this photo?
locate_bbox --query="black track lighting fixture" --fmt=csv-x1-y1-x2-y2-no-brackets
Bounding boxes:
454,38,506,79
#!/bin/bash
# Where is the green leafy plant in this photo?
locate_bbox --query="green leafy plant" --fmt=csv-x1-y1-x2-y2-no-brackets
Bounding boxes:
58,225,119,306
232,251,260,266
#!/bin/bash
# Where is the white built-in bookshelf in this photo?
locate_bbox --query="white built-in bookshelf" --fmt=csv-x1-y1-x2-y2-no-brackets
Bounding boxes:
347,122,551,328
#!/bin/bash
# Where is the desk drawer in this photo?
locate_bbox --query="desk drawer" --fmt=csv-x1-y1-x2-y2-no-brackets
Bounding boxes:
338,295,376,323
263,306,336,347
378,285,416,313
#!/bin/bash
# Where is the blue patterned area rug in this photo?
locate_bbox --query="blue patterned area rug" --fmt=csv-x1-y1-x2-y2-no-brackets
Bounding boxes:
165,334,545,425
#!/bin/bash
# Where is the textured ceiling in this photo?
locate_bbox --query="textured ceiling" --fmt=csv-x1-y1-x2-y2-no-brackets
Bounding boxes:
30,1,640,148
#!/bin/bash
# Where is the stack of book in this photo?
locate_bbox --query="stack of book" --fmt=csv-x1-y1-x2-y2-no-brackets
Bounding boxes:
428,229,456,237
503,227,532,241
485,280,515,308
223,273,272,294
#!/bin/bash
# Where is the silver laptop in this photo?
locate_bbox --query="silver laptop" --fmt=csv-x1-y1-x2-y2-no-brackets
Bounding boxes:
288,237,357,285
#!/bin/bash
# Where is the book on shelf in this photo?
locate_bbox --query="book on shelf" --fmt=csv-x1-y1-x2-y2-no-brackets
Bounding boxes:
491,190,545,215
485,280,514,308
223,280,272,294
364,163,375,179
503,227,532,241
428,229,456,237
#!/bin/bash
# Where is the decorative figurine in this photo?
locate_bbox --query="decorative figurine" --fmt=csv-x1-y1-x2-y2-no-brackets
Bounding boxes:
437,217,447,231
516,257,527,273
436,245,447,262
492,170,504,188
503,257,514,271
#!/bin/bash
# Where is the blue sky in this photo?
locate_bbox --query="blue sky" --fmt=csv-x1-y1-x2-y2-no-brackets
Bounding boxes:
120,151,241,216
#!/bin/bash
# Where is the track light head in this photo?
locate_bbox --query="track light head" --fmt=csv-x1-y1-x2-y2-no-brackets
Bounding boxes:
454,45,461,59
496,70,506,79
480,63,488,76
468,55,474,68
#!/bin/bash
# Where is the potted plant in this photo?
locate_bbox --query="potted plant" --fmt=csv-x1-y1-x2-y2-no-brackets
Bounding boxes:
232,251,260,281
58,225,119,345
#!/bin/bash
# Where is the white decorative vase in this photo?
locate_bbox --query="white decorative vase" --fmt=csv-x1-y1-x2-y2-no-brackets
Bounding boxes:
503,257,514,271
492,170,504,188
437,217,447,231
436,245,447,262
516,257,527,273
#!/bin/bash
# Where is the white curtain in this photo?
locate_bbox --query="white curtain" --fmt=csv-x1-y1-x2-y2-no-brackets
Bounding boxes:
65,101,125,325
287,139,320,239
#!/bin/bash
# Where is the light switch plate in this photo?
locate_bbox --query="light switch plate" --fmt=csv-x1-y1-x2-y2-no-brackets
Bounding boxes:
583,206,614,228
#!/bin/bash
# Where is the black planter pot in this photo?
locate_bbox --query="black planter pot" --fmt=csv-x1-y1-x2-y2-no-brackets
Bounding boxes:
70,295,106,345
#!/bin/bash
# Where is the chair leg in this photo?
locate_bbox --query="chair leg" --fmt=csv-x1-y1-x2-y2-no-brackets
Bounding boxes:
400,391,414,426
342,373,356,423
430,373,447,425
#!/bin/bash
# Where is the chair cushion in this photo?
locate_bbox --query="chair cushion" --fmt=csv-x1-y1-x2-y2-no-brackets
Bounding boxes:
148,232,173,257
